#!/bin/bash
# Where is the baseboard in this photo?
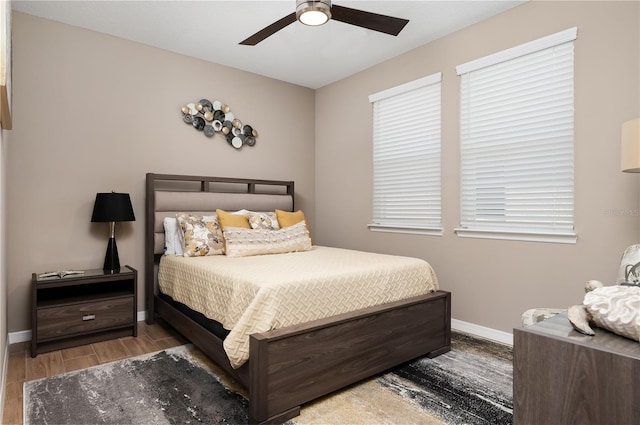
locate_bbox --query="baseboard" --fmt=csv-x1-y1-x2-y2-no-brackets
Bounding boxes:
452,318,513,346
8,329,29,345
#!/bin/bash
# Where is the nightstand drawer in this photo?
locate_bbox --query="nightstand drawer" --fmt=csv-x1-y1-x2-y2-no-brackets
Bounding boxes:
37,297,134,340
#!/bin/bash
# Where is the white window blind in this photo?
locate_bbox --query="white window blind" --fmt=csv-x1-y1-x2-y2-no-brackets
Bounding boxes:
456,28,577,244
368,73,442,235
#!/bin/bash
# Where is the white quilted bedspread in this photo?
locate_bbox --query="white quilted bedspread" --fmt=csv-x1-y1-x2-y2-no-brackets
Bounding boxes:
158,246,439,368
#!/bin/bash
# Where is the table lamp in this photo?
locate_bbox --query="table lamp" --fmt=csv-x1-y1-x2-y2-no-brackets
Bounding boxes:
91,192,135,272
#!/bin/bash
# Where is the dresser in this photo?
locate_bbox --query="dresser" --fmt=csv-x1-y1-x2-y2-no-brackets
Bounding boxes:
513,312,640,424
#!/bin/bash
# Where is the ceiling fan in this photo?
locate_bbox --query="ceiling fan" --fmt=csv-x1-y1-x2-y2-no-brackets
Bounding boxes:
239,0,409,46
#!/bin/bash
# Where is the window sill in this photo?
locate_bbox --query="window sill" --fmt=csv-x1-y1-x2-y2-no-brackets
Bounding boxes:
368,224,443,236
454,228,577,244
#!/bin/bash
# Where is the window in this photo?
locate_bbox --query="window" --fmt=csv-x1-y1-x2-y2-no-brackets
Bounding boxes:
368,73,442,235
456,28,577,244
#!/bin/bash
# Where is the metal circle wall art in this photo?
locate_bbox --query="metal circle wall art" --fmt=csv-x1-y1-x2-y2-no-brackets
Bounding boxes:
181,98,258,150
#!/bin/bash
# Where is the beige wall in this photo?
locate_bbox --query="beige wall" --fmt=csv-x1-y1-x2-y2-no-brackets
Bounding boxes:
6,2,640,338
315,1,640,334
7,12,316,333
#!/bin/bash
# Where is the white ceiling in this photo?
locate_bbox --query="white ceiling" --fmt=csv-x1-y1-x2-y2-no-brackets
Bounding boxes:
12,0,526,89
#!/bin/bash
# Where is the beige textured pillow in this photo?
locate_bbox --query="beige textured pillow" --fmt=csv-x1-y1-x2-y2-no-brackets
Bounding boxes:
176,213,224,257
223,221,312,258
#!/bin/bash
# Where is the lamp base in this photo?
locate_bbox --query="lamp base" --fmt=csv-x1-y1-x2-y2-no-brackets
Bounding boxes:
103,237,120,273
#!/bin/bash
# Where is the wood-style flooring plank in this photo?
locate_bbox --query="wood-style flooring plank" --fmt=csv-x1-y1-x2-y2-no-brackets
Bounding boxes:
61,344,95,361
92,339,129,363
120,334,161,357
2,381,23,425
26,351,64,380
155,335,187,350
6,350,26,383
64,354,100,373
143,321,178,341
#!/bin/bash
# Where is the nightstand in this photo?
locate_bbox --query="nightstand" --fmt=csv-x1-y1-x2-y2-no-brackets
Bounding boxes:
31,265,137,357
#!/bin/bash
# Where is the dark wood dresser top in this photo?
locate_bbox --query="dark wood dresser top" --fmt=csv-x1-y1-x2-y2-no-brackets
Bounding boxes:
519,311,640,359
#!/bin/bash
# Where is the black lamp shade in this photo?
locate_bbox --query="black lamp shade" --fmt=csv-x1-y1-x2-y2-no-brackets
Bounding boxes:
91,193,135,223
92,192,135,272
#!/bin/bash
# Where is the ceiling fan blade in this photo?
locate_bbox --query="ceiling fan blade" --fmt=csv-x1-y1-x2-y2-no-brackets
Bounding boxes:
331,4,409,36
239,12,297,45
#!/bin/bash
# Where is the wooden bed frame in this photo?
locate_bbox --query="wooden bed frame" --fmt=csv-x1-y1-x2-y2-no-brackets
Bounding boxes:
145,173,452,424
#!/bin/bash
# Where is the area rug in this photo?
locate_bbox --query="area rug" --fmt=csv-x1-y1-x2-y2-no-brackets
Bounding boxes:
24,333,512,425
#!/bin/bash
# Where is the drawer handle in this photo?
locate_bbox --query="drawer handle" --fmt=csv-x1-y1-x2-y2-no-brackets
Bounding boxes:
82,314,96,321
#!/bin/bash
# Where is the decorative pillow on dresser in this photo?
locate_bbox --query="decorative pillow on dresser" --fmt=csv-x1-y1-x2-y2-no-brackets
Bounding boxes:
583,285,640,342
176,213,224,257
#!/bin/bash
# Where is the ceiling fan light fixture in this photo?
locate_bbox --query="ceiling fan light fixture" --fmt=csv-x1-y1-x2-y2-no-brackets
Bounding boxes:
296,0,331,26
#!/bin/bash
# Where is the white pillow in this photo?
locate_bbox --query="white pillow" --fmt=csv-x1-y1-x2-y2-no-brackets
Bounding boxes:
223,220,311,258
163,217,184,256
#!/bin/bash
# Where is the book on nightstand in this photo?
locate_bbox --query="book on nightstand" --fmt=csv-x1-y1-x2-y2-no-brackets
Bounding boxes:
37,270,85,279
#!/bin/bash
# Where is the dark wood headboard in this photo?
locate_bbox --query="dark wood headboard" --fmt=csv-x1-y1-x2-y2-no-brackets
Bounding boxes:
144,173,295,321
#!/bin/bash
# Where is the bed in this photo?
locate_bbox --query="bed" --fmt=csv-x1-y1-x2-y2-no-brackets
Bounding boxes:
145,173,451,424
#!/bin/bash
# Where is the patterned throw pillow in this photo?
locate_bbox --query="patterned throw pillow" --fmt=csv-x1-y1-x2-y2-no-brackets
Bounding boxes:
223,221,311,258
247,212,280,230
176,213,224,257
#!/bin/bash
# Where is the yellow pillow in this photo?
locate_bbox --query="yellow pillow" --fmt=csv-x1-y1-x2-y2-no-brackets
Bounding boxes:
276,209,312,243
216,209,250,230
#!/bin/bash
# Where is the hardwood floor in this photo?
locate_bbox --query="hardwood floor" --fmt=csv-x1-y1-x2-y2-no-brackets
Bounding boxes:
2,320,187,425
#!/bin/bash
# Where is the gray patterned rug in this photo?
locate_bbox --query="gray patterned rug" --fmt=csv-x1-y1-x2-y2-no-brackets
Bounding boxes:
24,333,512,425
382,333,513,424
